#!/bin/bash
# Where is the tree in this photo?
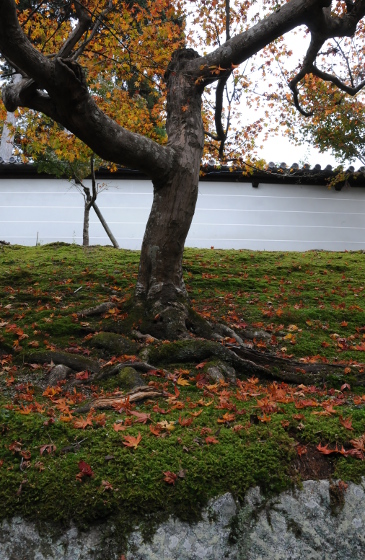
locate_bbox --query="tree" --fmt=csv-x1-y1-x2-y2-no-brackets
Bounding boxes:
33,148,120,248
287,77,365,166
1,0,365,378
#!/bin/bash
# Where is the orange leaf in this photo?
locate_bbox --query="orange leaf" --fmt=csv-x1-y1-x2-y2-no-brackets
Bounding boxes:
178,416,193,427
205,436,219,444
73,415,93,429
217,412,235,423
122,433,142,449
149,425,162,437
129,411,151,424
177,377,190,386
258,413,271,423
339,415,354,430
296,444,307,457
316,443,336,455
113,422,126,432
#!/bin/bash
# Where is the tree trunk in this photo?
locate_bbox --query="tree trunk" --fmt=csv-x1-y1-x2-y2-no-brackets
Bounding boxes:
135,50,204,308
83,187,92,247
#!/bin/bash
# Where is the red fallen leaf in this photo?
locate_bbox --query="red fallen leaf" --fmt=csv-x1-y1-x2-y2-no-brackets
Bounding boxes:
281,420,290,428
77,460,94,478
322,404,337,415
345,448,364,459
350,434,365,451
40,443,56,456
200,427,212,436
293,413,305,421
9,441,22,453
232,424,245,432
178,416,193,427
122,433,142,449
149,425,162,437
217,412,236,423
94,413,106,427
344,367,351,374
316,443,337,455
205,436,219,444
340,321,348,327
296,444,307,457
196,361,207,370
338,480,349,492
188,410,203,417
339,415,354,430
73,415,93,430
341,383,351,391
163,471,177,485
101,480,114,492
258,413,271,423
113,422,127,432
153,405,170,414
20,450,31,460
75,370,89,380
129,411,151,424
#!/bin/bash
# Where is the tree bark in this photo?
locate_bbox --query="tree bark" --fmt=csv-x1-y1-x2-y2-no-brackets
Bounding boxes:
135,50,204,310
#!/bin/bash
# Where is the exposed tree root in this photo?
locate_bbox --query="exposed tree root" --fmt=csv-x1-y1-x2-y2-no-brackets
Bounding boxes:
75,385,163,414
30,301,365,390
76,301,116,318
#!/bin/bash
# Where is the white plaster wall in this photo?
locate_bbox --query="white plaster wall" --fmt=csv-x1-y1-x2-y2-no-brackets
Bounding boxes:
1,177,365,250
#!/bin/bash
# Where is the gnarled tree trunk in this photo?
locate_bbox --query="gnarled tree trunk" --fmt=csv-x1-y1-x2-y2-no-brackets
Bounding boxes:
134,50,205,338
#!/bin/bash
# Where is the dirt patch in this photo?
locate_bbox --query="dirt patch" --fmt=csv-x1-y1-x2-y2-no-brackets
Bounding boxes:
291,444,336,480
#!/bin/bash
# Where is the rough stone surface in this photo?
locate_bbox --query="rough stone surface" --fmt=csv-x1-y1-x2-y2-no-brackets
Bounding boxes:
48,364,73,386
206,360,236,384
2,480,365,559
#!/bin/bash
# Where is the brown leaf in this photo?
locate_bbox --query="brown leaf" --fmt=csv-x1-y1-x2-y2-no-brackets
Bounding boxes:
163,471,177,485
40,443,56,456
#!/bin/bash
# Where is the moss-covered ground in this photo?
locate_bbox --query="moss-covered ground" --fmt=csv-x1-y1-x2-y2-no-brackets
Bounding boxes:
1,244,365,540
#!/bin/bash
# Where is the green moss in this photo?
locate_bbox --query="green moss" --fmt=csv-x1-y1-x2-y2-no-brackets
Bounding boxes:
99,366,144,391
2,245,365,542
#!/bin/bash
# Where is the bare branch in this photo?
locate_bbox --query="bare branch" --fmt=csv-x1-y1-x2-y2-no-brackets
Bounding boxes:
57,2,92,59
187,0,330,82
311,65,365,95
204,130,220,141
288,34,325,117
225,0,231,42
72,0,114,60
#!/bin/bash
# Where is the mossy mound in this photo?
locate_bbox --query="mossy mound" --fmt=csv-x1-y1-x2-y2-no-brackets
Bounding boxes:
91,332,140,356
99,366,144,391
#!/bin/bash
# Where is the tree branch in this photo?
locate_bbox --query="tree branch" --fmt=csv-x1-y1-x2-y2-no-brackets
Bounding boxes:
57,2,92,59
72,0,114,60
288,34,325,117
311,65,365,95
187,0,331,82
0,0,175,181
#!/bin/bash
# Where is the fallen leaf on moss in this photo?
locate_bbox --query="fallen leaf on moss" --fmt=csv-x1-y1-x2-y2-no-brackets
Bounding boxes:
163,471,177,485
123,433,142,449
